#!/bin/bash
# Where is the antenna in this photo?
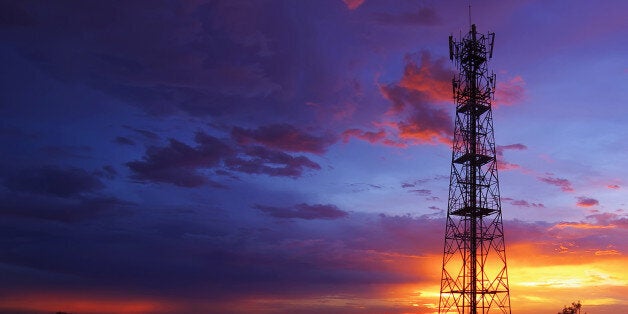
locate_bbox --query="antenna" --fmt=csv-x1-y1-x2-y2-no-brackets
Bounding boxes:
489,32,495,59
468,1,472,26
448,35,454,60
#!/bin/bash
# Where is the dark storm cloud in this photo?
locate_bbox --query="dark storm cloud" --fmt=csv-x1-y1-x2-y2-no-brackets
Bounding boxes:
232,124,336,155
254,203,348,220
3,166,104,197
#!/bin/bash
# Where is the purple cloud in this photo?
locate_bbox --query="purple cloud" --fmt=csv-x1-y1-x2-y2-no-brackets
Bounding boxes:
123,126,160,140
502,197,545,208
496,143,527,155
409,189,431,196
3,166,104,197
226,146,321,178
127,132,233,187
373,8,441,26
345,52,454,147
114,136,135,146
232,124,336,154
128,130,326,186
496,143,527,171
576,196,599,208
255,203,348,220
538,175,574,192
0,194,131,223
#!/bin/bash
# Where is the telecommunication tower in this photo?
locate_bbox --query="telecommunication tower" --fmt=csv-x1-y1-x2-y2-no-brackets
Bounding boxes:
438,24,511,313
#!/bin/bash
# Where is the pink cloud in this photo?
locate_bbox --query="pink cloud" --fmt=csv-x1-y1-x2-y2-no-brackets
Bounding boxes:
607,184,621,189
342,128,386,144
495,75,525,106
379,83,453,145
502,197,545,208
577,196,599,208
398,52,453,102
496,143,527,171
538,175,574,192
342,0,365,10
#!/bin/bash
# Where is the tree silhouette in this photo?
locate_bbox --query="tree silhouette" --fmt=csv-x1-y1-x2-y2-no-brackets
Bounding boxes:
558,301,585,314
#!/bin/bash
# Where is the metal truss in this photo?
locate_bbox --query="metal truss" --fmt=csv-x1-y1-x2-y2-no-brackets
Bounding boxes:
439,24,511,314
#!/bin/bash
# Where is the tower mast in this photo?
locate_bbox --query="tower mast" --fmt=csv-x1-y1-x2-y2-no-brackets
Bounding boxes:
439,24,511,314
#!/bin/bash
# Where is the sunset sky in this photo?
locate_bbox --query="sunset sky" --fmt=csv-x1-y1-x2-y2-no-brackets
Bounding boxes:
1,1,628,313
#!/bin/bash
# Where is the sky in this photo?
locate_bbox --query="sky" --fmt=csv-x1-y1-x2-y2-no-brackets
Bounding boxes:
1,0,628,313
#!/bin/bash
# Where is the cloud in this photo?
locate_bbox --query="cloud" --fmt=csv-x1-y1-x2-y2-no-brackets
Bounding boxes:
254,203,348,220
128,129,327,185
95,165,117,180
114,136,135,146
344,51,453,147
342,0,365,10
341,129,386,144
538,175,574,192
226,146,321,178
232,124,336,154
373,8,441,26
39,145,92,159
123,126,160,140
3,166,104,197
497,143,527,153
496,143,527,170
379,83,452,145
0,1,287,118
577,197,599,207
394,108,452,145
607,184,620,189
397,51,452,102
502,197,545,208
495,75,526,106
127,132,233,187
0,193,131,223
408,189,431,196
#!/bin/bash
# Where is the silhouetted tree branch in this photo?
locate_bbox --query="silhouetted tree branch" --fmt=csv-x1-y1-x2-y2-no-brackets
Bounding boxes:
558,301,584,314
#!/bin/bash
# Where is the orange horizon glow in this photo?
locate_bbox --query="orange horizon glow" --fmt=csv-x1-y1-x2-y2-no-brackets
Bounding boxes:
4,246,626,314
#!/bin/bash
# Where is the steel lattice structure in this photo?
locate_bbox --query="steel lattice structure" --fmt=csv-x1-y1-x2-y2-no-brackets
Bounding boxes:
438,24,511,314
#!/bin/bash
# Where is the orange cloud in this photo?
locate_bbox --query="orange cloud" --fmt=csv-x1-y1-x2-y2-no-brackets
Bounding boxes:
398,53,453,102
550,222,615,230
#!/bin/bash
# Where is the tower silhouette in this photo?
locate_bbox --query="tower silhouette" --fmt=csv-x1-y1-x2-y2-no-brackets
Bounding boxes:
439,24,511,314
